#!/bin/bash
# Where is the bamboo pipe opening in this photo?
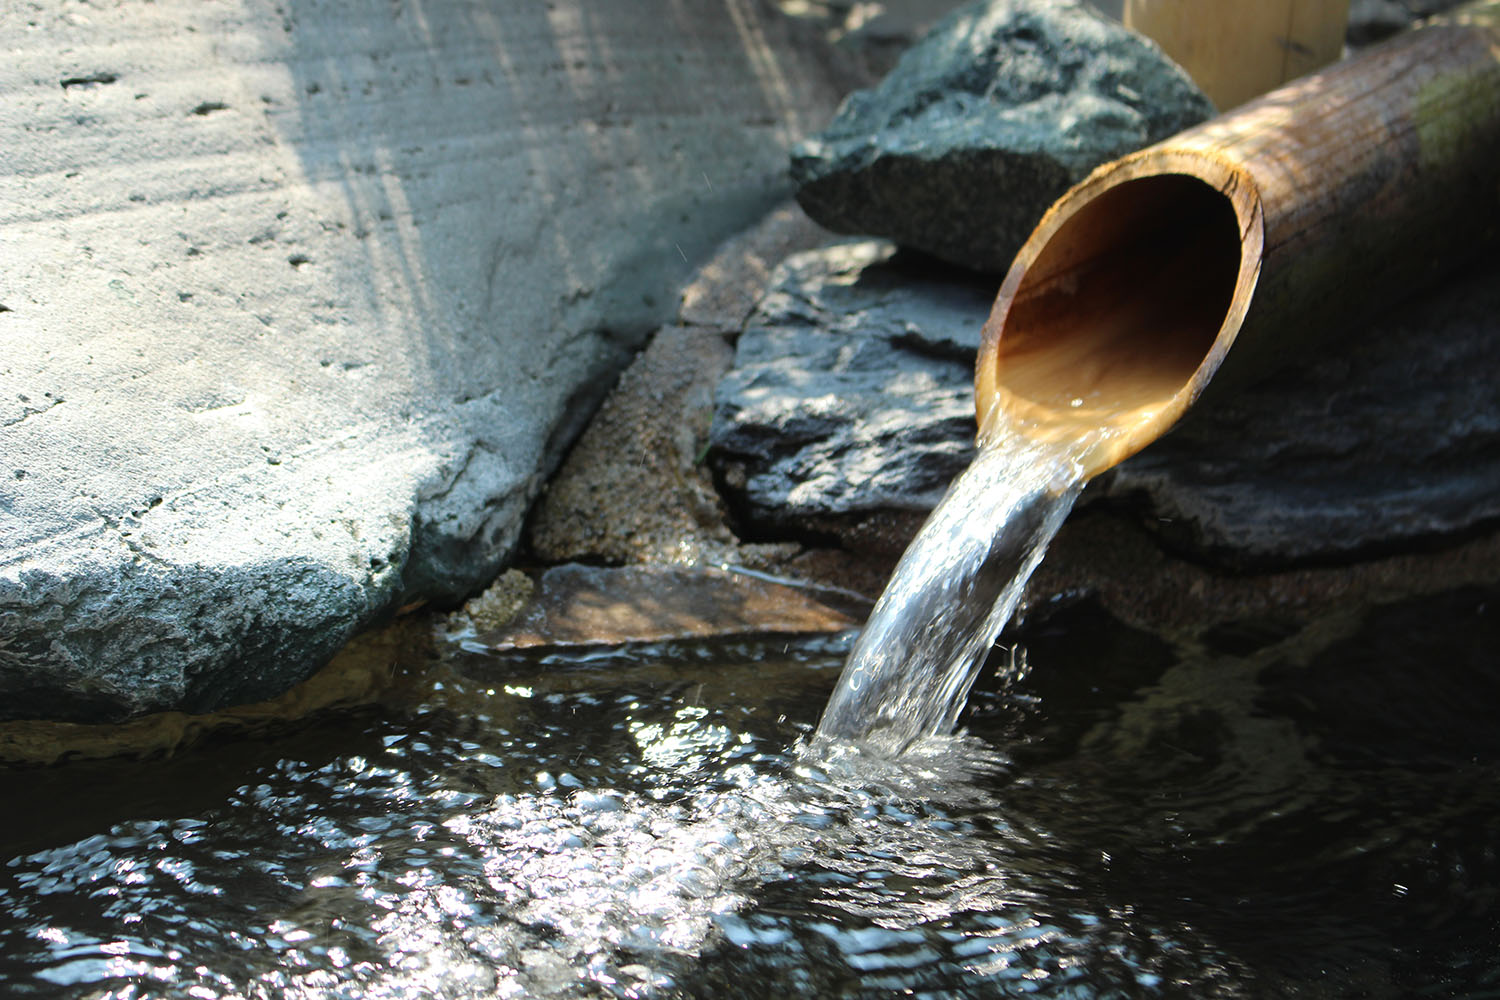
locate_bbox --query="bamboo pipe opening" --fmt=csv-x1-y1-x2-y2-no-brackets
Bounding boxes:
976,154,1263,477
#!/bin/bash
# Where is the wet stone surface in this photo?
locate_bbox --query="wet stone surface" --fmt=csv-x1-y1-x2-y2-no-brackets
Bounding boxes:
478,564,864,651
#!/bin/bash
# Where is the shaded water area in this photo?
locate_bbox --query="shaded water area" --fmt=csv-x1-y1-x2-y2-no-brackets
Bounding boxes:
3,583,1500,997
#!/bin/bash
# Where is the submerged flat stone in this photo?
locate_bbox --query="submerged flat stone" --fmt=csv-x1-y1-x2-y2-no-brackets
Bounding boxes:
790,0,1213,272
482,565,862,651
0,0,845,722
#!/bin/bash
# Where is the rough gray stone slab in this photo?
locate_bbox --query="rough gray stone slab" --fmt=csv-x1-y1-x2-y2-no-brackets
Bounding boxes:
708,240,1500,570
789,0,1212,272
709,241,997,526
0,0,845,722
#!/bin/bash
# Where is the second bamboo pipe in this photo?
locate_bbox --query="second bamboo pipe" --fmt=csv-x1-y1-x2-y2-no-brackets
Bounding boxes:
975,3,1500,479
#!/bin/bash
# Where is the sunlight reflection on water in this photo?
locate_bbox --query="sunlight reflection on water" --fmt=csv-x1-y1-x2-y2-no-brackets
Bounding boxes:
3,591,1499,998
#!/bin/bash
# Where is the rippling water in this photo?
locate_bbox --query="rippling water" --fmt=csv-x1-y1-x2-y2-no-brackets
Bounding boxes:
3,587,1499,998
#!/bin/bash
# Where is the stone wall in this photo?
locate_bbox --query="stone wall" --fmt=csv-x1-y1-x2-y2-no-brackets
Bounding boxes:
0,0,849,721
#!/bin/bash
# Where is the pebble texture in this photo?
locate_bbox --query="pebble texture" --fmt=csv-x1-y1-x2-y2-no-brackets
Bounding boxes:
526,324,742,567
0,0,845,722
709,240,1500,567
789,0,1213,272
529,203,832,569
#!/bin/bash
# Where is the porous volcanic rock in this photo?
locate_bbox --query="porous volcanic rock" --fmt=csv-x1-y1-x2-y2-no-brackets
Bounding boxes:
789,0,1213,272
0,0,847,722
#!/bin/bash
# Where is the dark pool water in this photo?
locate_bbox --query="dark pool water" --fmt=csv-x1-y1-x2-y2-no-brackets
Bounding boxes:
2,585,1498,998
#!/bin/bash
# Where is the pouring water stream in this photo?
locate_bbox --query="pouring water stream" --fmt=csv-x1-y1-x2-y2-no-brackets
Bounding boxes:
815,405,1114,753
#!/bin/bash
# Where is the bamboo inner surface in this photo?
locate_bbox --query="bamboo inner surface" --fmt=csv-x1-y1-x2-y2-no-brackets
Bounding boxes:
980,175,1243,472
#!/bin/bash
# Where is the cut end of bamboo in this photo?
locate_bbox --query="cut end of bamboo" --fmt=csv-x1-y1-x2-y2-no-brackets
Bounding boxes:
976,3,1500,481
975,151,1263,479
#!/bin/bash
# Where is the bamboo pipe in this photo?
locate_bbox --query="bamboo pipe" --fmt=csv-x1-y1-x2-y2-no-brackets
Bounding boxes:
1124,0,1351,110
974,2,1500,480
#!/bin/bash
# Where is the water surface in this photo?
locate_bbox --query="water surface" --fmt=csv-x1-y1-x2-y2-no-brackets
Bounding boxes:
3,587,1498,997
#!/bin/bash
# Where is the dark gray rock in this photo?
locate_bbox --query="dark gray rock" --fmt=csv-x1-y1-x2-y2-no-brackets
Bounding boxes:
710,240,1500,569
1348,0,1419,44
0,0,846,723
1102,254,1500,569
790,0,1213,272
1347,0,1467,46
709,241,997,529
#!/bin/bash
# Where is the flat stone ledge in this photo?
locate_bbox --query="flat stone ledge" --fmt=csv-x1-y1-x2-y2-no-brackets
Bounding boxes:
480,565,864,651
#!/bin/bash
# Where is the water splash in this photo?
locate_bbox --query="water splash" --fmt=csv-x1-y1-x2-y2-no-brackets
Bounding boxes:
815,416,1091,753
